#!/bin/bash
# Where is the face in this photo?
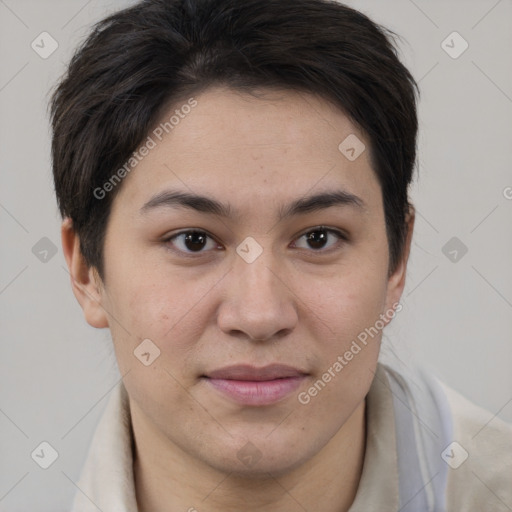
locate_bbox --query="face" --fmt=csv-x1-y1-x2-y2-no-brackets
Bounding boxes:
73,87,408,476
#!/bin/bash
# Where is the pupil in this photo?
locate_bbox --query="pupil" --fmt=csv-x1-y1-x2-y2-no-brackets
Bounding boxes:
307,230,327,249
185,232,206,251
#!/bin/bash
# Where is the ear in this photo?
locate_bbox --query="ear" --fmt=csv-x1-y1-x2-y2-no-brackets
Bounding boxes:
61,218,109,328
384,206,415,312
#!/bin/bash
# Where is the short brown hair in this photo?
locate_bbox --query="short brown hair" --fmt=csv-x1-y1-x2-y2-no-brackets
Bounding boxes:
50,0,418,278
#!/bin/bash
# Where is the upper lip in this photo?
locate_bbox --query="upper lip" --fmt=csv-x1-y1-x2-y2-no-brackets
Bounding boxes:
204,364,308,381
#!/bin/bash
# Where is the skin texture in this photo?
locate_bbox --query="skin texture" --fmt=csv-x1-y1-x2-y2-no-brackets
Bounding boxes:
62,86,414,512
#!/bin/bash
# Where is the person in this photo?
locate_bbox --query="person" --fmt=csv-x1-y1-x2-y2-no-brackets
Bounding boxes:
50,0,512,510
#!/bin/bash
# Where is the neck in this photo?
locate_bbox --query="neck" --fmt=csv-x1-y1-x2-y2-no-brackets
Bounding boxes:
132,400,366,512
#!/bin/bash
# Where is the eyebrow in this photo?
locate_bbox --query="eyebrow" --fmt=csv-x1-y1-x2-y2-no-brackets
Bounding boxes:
140,189,365,221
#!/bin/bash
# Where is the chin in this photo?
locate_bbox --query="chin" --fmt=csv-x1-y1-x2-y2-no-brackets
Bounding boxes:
216,454,307,479
201,430,313,477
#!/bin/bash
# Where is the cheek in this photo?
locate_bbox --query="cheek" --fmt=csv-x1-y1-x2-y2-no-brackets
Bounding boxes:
299,272,387,411
103,261,219,367
301,260,389,342
103,273,208,409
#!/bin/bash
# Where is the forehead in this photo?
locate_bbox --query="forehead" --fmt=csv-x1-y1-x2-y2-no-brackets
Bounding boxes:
112,86,381,218
161,86,363,164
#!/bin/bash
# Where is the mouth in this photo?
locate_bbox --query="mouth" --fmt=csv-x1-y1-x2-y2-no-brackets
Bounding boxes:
201,364,308,406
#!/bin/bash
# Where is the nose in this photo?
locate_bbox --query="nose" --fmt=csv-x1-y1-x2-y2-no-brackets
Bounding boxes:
216,247,298,342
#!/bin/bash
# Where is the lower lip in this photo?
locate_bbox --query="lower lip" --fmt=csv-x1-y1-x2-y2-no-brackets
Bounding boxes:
205,377,306,406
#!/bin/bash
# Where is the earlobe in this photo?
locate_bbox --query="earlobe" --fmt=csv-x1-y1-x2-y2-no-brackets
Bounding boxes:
61,218,109,329
385,206,415,311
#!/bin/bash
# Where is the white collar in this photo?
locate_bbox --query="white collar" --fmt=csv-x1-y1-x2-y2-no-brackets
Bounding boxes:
71,381,138,511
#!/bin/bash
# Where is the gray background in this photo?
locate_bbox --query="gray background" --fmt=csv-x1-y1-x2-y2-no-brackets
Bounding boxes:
1,0,511,510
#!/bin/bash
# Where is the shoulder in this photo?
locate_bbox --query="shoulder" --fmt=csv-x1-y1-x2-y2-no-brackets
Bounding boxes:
440,381,512,512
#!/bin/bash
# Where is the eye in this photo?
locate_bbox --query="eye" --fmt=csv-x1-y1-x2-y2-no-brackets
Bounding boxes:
165,230,220,254
291,226,346,252
164,226,346,257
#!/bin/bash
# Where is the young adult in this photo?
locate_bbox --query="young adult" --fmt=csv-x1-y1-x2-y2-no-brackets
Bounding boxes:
50,1,512,510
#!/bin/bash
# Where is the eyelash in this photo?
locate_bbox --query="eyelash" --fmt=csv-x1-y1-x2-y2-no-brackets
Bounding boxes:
162,226,348,258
